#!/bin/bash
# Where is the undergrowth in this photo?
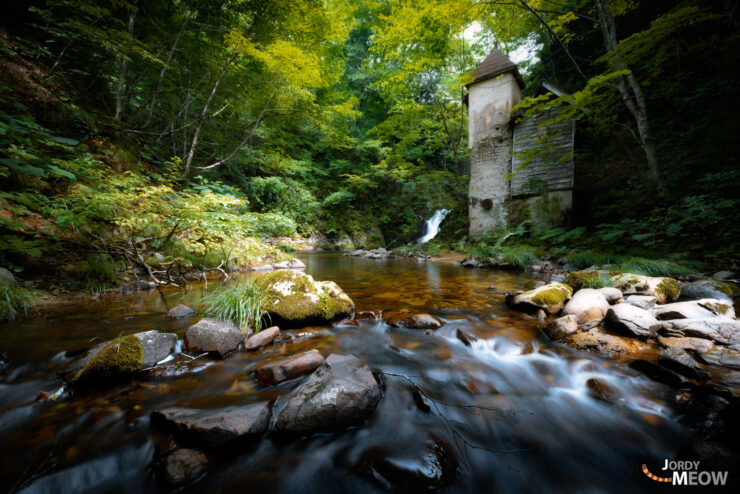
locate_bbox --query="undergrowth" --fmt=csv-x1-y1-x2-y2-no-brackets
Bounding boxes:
0,284,42,322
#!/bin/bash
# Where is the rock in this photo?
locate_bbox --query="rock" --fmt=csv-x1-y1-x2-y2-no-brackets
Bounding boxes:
184,318,243,358
244,326,280,351
547,273,567,283
69,330,176,385
121,280,156,293
250,264,274,271
598,287,623,304
255,350,325,386
563,288,609,325
543,315,579,340
0,267,17,286
567,328,651,356
604,304,659,339
151,402,270,448
163,449,208,486
355,310,383,321
697,345,740,370
274,354,381,434
254,270,354,327
681,280,733,303
351,437,457,492
625,295,657,310
610,273,681,304
652,299,734,320
272,261,291,269
289,259,306,269
505,282,573,315
461,258,481,268
586,378,621,403
566,270,608,290
657,336,715,352
658,348,710,380
629,359,688,388
652,319,740,345
388,313,444,330
166,304,196,319
456,328,475,346
713,271,734,281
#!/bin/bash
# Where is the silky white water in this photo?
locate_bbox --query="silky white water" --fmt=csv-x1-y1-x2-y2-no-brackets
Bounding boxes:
417,208,450,243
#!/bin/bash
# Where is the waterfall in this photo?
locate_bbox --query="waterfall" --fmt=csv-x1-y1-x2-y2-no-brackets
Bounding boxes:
417,209,450,243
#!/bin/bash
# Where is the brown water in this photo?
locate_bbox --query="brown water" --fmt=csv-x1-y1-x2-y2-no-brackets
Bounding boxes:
0,253,687,493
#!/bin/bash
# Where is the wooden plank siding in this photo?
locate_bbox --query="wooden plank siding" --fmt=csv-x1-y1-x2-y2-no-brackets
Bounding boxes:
511,108,575,196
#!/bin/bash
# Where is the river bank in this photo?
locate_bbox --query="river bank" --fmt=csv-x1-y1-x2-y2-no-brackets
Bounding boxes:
1,253,738,492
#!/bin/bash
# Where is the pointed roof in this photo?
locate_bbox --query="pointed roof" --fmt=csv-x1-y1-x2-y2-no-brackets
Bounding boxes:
469,47,524,89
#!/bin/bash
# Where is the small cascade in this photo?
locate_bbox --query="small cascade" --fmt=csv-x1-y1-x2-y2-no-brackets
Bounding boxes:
417,208,450,243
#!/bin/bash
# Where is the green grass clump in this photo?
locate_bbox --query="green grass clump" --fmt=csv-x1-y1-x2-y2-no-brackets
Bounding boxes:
498,245,538,269
200,280,267,334
566,270,611,290
72,254,122,293
609,257,697,277
0,284,42,322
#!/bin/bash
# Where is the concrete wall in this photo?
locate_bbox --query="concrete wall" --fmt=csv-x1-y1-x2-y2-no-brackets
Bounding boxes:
468,73,520,238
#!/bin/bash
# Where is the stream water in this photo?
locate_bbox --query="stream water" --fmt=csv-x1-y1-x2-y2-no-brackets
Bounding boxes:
0,253,690,493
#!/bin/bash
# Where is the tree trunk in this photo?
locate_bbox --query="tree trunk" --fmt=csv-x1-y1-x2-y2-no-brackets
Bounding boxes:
593,0,664,192
115,6,137,120
182,51,237,178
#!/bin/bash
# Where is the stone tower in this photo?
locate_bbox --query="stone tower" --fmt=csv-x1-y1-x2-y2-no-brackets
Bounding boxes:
467,48,524,238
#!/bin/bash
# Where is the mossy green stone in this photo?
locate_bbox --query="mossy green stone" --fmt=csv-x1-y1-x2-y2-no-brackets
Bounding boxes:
531,283,572,306
74,335,144,383
655,278,681,302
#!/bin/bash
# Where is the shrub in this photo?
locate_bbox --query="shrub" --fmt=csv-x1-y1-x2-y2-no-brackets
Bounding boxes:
200,281,268,334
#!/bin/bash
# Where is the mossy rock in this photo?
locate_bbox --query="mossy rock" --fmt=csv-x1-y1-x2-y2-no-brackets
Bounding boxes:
610,273,681,304
254,270,354,327
566,271,609,290
506,282,573,315
73,335,144,385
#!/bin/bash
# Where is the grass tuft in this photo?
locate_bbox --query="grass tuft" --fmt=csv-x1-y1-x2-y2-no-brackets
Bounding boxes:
0,284,42,322
200,280,267,334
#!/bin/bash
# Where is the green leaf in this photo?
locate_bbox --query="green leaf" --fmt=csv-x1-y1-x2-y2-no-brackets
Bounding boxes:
0,158,45,176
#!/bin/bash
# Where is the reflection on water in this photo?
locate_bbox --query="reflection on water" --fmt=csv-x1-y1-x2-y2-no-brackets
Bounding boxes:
0,254,687,493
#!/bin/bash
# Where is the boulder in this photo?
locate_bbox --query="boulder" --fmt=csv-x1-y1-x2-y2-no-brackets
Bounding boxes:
604,304,659,339
244,326,280,351
563,289,609,325
184,318,243,358
657,336,714,352
505,282,573,315
597,287,623,304
255,350,325,386
69,330,177,385
652,319,740,345
388,313,444,330
151,402,270,448
272,261,291,269
254,270,354,327
652,299,734,321
351,437,457,492
567,328,651,356
586,378,622,403
166,304,196,319
274,354,381,434
658,348,710,380
625,295,657,310
543,315,579,341
0,267,16,286
163,449,208,486
681,280,733,303
610,274,681,304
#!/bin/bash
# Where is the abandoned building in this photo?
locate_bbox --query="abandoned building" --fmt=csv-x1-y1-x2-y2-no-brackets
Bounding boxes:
466,47,575,238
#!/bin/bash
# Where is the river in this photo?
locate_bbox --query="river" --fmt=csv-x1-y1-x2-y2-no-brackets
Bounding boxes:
0,253,689,493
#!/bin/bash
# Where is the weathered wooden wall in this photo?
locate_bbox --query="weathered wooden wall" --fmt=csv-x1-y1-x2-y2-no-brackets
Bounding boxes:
511,108,574,196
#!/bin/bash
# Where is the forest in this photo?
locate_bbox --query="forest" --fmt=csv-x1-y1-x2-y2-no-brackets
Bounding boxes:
0,1,739,492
